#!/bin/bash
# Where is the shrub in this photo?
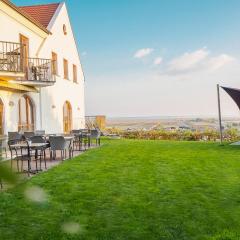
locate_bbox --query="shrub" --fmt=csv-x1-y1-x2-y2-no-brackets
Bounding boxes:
105,127,240,142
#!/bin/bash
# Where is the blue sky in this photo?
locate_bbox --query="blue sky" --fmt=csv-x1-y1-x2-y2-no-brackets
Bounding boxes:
13,0,240,117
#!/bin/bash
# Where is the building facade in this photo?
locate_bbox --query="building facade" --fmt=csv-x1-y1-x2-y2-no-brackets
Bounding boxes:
0,0,85,135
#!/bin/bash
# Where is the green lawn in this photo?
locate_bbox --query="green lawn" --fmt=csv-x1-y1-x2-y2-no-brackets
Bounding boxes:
1,139,240,240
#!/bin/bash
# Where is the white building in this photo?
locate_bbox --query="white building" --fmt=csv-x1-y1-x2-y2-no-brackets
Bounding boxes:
0,0,85,135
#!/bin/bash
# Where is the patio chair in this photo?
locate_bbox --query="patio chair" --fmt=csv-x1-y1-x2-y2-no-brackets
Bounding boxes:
71,130,81,134
70,130,83,151
77,129,90,149
30,136,49,169
49,136,72,160
0,139,8,159
7,134,23,170
24,132,35,139
80,129,89,134
8,132,22,141
89,129,101,146
35,130,45,136
8,139,44,176
8,139,27,174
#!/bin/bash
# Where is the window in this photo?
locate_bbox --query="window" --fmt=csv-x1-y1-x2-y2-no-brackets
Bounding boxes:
63,101,72,133
18,95,34,132
63,59,69,79
63,24,67,35
73,64,77,83
52,52,58,75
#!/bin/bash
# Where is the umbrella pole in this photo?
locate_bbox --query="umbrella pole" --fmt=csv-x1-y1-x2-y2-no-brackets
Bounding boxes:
217,84,223,144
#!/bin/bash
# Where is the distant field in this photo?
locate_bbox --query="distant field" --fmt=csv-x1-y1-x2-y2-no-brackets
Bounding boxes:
106,116,240,131
1,139,240,239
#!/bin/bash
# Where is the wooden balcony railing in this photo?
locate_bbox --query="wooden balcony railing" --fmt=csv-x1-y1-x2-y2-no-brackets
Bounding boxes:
0,41,24,73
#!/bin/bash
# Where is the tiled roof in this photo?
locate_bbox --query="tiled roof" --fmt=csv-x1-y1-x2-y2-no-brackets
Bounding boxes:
19,3,60,28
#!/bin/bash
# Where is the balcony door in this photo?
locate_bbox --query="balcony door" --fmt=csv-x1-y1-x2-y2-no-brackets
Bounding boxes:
0,99,4,135
18,95,34,132
63,101,72,133
19,34,29,73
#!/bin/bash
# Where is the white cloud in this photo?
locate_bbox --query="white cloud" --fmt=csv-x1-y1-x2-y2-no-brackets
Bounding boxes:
82,51,87,56
154,57,163,65
208,54,235,70
165,48,235,75
168,48,209,73
134,48,154,59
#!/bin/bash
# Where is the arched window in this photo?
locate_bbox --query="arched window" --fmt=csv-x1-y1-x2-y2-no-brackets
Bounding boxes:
0,99,4,135
18,95,34,131
63,101,72,133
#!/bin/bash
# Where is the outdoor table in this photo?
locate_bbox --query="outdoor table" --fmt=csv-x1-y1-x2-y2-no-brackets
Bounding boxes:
10,142,49,174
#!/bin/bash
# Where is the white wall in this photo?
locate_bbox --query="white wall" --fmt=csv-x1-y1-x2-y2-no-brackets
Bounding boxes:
0,6,44,133
0,2,85,134
0,7,44,58
39,3,85,133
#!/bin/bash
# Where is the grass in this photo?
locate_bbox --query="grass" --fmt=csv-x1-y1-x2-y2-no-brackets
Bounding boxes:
1,139,240,239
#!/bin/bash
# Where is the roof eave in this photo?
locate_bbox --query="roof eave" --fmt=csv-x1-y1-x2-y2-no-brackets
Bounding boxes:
1,0,51,35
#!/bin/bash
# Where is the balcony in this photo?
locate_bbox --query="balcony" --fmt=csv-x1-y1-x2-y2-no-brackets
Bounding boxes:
12,58,56,87
0,41,55,88
0,41,25,80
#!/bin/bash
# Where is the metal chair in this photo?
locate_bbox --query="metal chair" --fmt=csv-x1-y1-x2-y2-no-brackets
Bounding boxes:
8,132,22,141
49,136,72,160
70,130,83,151
30,136,47,144
71,130,81,134
8,139,28,174
35,130,45,136
30,136,49,169
89,129,101,146
8,139,44,176
24,132,35,139
0,139,8,159
78,129,90,149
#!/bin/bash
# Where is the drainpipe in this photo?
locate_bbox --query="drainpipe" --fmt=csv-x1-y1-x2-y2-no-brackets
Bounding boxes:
36,38,46,130
39,88,43,130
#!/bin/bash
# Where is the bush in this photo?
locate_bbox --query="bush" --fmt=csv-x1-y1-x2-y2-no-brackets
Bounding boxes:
105,127,240,142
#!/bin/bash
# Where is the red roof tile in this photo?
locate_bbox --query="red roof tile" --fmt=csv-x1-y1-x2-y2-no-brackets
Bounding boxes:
19,3,60,28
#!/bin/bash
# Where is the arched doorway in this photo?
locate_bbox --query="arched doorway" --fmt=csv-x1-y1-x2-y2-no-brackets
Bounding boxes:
0,99,4,135
63,101,72,133
18,95,34,131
